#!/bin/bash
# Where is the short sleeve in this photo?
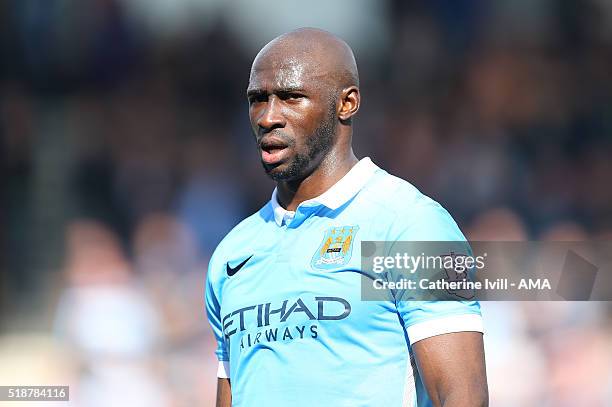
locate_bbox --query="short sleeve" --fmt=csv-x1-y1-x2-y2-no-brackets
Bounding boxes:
391,201,484,345
205,255,229,364
398,300,483,345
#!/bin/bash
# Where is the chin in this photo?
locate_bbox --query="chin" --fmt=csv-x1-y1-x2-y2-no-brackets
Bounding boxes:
265,168,295,182
262,153,312,182
264,164,302,182
263,161,287,179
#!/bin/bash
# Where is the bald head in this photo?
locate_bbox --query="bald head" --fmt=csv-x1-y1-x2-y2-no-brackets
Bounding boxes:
250,28,359,94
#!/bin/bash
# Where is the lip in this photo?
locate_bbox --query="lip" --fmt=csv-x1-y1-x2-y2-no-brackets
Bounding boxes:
259,137,290,165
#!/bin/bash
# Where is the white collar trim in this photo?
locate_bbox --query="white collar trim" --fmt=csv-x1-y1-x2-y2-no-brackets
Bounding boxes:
270,157,378,226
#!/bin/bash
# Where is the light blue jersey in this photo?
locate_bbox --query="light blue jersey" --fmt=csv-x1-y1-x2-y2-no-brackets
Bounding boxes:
205,157,483,406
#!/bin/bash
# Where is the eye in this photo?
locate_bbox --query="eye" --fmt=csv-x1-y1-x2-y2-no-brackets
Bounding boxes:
248,93,267,104
279,92,304,101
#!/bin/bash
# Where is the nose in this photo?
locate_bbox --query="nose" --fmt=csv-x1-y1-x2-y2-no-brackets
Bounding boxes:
256,96,286,132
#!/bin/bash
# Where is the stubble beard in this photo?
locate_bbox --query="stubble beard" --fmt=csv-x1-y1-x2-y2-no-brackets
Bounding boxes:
265,102,337,182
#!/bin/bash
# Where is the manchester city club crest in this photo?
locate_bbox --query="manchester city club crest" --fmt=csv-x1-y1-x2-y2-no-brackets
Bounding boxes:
311,226,359,270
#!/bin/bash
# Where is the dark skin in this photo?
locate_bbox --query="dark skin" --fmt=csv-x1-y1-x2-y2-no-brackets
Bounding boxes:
413,332,488,406
247,28,360,210
216,28,488,407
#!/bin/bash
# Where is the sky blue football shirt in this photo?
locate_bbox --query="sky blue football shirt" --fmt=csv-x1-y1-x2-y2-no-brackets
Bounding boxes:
205,157,483,406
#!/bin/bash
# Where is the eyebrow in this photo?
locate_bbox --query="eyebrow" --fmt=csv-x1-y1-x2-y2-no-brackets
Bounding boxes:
246,86,306,97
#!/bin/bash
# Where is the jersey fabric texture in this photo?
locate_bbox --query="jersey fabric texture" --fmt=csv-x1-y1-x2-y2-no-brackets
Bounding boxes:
205,157,483,406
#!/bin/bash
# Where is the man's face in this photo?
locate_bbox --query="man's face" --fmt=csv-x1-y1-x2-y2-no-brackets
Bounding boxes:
247,54,337,181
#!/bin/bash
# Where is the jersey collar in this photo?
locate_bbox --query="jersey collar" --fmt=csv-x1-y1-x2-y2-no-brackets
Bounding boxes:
270,157,379,227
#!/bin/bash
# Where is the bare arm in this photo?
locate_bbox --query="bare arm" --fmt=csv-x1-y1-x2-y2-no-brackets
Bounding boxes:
412,332,488,407
216,378,231,407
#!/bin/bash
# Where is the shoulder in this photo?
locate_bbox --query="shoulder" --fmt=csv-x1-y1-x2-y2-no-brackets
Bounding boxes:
360,168,465,241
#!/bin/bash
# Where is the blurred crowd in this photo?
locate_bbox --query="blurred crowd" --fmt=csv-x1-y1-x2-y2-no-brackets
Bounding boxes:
1,0,611,406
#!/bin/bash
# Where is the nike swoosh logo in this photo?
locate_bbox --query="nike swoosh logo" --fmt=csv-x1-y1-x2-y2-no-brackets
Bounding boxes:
226,255,253,277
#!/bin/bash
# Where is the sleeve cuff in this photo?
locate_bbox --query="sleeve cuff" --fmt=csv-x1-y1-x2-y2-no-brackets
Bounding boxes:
407,313,484,345
217,361,230,378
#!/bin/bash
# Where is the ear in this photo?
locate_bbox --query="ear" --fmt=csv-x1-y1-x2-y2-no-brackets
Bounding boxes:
338,86,360,122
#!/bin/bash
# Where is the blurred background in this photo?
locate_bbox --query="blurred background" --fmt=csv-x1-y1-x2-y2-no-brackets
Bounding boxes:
1,0,612,406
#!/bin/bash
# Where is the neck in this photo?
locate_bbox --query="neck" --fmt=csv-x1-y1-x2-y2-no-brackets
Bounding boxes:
276,147,358,211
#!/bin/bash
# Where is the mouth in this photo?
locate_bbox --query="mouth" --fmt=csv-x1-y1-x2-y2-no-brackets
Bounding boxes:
259,137,290,165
